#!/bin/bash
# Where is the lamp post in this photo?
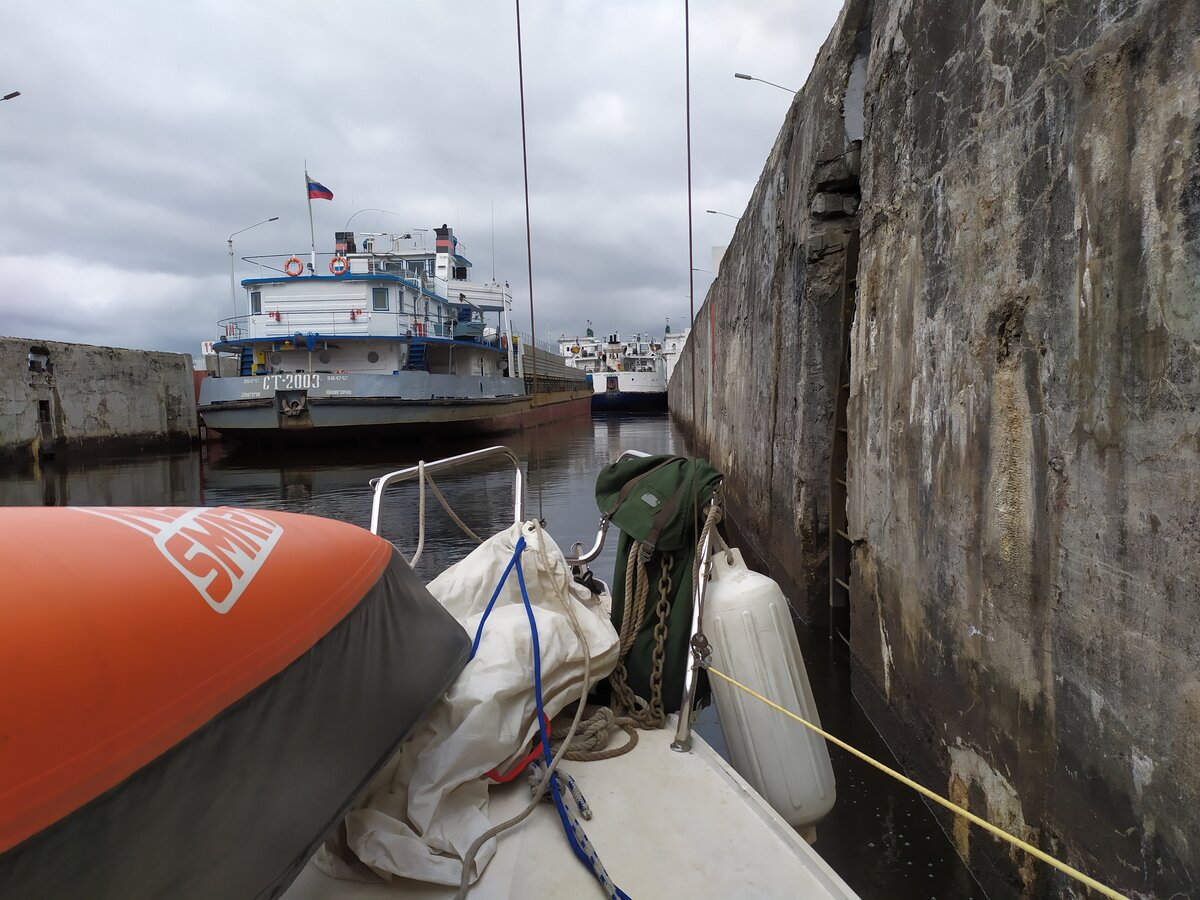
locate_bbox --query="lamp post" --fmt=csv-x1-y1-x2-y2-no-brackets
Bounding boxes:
228,217,280,321
2,91,20,102
733,72,796,94
705,209,739,220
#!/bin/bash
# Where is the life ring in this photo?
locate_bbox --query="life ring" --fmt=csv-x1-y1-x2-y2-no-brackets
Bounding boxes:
329,256,349,276
284,257,303,277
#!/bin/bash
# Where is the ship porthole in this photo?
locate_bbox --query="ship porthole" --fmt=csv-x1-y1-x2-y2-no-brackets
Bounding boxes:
269,352,282,365
367,351,380,363
318,351,331,364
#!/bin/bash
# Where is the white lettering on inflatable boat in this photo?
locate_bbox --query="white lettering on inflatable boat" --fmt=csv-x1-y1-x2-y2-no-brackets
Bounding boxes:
79,507,284,614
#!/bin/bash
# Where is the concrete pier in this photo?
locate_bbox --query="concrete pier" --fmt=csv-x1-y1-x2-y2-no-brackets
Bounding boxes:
1,336,198,462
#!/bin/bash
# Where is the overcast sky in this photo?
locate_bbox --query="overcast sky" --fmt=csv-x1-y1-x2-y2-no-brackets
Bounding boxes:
0,1,838,359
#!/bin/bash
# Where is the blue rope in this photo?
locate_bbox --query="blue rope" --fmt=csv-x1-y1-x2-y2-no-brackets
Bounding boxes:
513,544,633,900
468,536,527,660
470,533,631,898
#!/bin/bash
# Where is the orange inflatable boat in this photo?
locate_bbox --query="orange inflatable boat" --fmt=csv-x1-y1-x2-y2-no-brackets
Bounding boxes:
0,506,470,898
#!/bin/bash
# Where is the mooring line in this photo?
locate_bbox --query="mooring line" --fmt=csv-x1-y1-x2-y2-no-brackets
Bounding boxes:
702,663,1131,900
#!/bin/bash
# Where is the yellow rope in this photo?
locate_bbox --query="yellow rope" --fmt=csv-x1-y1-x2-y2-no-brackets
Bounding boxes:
703,664,1130,900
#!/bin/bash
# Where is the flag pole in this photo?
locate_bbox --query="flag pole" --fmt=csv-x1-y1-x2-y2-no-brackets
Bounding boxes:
305,164,316,274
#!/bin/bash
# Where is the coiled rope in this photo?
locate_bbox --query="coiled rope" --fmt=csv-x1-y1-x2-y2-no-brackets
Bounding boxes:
701,663,1131,900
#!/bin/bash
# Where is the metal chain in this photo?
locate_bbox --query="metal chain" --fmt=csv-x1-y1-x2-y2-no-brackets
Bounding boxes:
644,553,674,728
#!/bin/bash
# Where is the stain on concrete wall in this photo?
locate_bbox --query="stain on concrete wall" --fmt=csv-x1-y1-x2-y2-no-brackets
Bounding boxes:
0,336,198,461
671,0,1200,896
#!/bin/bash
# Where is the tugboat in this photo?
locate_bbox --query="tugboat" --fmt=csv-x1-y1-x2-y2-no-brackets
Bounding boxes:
199,225,590,440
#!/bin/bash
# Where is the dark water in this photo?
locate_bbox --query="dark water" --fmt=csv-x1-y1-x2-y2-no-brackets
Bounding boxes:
2,412,985,899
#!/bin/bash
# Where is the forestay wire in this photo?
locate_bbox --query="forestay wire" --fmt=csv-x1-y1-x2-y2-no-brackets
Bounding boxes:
515,0,544,521
683,0,703,608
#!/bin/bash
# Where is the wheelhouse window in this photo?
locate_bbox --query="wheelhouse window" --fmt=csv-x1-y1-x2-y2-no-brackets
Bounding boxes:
250,291,262,314
372,287,388,311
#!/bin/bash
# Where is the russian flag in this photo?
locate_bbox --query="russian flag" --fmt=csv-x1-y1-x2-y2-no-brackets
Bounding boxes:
306,179,333,201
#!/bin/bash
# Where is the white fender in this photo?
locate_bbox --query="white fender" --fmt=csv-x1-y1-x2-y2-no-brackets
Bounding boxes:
703,547,836,829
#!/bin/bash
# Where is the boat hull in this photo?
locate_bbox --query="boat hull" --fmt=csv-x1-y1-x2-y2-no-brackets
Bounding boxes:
591,389,668,411
587,370,668,411
198,372,592,440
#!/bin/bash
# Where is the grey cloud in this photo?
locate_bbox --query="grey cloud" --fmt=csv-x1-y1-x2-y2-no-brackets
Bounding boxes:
0,0,836,357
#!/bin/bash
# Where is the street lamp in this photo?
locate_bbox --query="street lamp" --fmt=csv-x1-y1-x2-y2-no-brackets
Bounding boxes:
229,217,280,321
2,91,20,102
706,209,739,220
733,72,796,93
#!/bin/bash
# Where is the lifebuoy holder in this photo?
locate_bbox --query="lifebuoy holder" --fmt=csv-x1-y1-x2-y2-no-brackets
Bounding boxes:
284,257,304,277
329,256,349,276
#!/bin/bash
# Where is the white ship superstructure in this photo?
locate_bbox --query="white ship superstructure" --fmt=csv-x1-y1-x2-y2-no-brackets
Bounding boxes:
559,327,668,411
199,225,589,437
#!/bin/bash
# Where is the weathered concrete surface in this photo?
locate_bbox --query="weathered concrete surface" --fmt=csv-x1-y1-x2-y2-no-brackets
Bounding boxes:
670,0,869,613
1,337,197,461
671,0,1200,897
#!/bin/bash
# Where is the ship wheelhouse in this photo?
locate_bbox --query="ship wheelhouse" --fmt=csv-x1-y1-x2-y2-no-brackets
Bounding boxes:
211,225,516,381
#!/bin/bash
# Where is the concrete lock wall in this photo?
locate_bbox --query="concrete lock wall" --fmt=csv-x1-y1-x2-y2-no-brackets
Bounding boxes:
671,1,1200,897
0,336,198,461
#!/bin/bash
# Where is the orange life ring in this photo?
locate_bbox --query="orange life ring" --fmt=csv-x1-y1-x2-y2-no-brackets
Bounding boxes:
329,256,349,276
284,257,303,277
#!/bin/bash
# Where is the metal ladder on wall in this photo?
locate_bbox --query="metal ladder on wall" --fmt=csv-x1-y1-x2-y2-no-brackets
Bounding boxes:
829,229,859,645
239,347,254,376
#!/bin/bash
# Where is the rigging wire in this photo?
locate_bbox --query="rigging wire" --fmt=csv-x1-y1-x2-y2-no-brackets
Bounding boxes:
683,0,704,601
515,0,544,521
685,0,700,453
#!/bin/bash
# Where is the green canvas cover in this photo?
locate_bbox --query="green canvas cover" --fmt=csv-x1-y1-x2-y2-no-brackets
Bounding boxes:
595,455,723,713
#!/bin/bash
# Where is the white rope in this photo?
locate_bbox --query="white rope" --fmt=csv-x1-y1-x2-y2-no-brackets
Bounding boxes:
426,472,484,543
404,460,426,567
453,521,595,899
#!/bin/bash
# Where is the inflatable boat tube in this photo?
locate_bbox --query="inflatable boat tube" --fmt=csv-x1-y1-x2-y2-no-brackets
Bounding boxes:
0,506,470,899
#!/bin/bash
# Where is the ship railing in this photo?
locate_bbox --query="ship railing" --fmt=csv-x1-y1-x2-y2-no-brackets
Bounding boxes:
215,310,502,342
369,446,525,537
235,252,514,315
217,318,250,341
513,332,563,355
369,446,649,564
240,252,409,277
524,373,589,393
